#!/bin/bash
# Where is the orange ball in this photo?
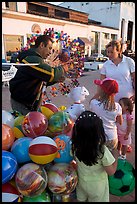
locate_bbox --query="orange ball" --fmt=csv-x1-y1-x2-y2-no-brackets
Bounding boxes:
2,124,15,150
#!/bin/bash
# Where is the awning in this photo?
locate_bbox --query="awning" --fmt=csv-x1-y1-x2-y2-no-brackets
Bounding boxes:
78,37,92,45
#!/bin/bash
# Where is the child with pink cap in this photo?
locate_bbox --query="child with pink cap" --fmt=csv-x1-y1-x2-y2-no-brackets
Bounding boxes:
89,77,123,152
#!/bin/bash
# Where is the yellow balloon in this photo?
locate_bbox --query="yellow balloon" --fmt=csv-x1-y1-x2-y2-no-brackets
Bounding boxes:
58,105,67,111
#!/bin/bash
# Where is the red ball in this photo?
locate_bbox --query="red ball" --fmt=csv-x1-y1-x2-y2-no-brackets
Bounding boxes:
2,124,15,150
2,182,21,202
40,103,59,119
22,111,48,138
59,49,70,62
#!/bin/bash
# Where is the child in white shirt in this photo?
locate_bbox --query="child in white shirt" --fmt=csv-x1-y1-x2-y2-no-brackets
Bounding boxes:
89,78,123,152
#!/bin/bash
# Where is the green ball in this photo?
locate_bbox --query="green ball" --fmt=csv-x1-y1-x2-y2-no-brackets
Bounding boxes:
108,159,135,196
23,191,51,202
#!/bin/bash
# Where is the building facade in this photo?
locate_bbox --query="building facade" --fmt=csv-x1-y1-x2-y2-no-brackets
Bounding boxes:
2,2,119,61
60,2,135,52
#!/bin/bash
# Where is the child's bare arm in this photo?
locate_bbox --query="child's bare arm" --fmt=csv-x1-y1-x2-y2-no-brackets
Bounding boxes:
116,114,123,125
103,149,119,176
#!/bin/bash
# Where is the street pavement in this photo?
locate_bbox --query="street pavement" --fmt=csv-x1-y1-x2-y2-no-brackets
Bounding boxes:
2,70,135,202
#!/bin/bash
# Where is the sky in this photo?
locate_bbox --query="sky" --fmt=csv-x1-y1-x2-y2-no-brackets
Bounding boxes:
47,2,63,5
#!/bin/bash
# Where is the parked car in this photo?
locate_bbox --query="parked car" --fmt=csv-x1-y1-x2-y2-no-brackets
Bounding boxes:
90,53,104,60
84,56,108,71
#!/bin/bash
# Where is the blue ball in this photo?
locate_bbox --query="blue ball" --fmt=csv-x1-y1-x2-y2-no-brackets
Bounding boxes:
53,134,73,163
11,137,32,164
2,150,18,184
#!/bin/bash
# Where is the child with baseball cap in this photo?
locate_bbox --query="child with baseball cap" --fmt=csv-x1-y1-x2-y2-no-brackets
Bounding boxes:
89,77,123,152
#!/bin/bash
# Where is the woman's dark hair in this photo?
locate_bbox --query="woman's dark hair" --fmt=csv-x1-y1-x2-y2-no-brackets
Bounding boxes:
34,35,54,48
119,97,133,114
71,111,106,166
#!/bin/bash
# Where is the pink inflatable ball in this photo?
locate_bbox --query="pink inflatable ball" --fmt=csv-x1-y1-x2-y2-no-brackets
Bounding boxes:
2,110,15,128
47,163,78,195
2,124,15,151
21,111,48,138
15,163,48,197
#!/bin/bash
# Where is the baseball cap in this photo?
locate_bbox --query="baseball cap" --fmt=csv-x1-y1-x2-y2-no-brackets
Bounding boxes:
94,77,119,96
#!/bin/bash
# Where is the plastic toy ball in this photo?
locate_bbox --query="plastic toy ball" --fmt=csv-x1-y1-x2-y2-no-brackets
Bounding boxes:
40,103,59,119
15,163,48,197
53,134,73,163
109,159,135,196
22,111,48,138
48,111,73,136
11,137,32,164
59,49,70,62
23,191,51,202
48,163,78,195
13,115,25,138
2,150,18,184
2,182,21,202
2,124,15,150
2,110,15,128
29,136,58,164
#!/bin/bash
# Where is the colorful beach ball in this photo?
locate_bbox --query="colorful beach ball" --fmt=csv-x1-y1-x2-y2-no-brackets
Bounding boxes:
2,182,21,202
59,49,70,62
2,150,18,184
23,191,51,202
2,124,15,150
2,110,15,128
11,137,32,164
48,111,73,135
13,115,25,139
40,103,59,119
48,163,78,194
29,136,58,164
22,111,48,138
53,134,73,163
15,163,48,197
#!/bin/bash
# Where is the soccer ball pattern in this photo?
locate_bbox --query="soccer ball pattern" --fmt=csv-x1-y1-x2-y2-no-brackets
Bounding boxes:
108,159,135,196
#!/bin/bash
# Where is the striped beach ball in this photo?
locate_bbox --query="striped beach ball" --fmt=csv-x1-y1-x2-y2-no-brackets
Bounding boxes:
2,182,21,202
29,136,58,164
22,111,48,138
40,103,59,119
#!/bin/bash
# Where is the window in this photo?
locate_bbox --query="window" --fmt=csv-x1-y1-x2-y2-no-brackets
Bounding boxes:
28,3,48,16
55,9,69,18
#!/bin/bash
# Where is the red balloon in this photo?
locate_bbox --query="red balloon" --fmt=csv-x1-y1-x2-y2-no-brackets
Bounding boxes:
59,49,70,62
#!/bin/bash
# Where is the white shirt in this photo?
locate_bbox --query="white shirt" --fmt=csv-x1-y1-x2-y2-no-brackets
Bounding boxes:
90,99,122,140
100,55,135,102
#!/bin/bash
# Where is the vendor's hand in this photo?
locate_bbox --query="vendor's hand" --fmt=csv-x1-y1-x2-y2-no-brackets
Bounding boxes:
60,60,72,73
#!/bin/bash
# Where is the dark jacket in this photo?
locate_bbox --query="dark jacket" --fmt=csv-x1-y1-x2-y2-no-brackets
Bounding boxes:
9,48,65,108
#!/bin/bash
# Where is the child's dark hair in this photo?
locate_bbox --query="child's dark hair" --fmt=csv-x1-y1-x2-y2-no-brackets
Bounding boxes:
119,97,133,114
34,35,53,48
71,111,106,166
